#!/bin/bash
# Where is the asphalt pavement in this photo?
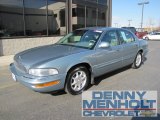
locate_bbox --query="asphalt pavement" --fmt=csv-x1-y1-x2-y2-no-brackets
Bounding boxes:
0,41,160,120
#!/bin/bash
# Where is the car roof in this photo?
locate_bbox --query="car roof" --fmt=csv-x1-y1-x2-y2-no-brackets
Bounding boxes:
122,27,136,28
77,27,124,31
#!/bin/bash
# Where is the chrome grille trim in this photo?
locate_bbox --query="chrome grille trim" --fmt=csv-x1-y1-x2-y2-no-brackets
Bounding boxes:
14,60,27,73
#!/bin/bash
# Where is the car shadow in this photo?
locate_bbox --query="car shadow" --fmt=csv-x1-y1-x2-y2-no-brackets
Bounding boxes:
94,57,147,86
142,56,147,65
93,65,131,86
46,90,67,96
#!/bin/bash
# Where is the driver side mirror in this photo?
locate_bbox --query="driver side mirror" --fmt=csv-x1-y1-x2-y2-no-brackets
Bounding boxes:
98,42,110,48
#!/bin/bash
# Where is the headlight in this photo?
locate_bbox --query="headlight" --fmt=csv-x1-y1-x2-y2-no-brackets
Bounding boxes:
29,68,58,76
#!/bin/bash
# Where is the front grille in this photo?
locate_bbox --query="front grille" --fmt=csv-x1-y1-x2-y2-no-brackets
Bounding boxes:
14,60,27,73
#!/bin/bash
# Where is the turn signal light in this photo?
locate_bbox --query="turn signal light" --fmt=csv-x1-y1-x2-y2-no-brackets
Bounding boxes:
34,80,60,88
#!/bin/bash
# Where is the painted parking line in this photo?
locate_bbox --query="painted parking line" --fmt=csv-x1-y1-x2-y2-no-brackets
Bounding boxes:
0,83,18,89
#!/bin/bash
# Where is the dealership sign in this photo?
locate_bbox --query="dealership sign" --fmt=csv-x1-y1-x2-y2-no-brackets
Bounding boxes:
82,91,157,117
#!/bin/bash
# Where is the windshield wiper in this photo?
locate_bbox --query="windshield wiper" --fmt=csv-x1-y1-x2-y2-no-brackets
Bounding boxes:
57,43,89,49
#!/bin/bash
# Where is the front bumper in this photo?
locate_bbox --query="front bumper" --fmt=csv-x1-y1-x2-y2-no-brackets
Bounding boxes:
10,63,66,92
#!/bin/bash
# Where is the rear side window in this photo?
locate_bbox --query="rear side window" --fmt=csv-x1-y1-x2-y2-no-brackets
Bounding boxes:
122,27,136,34
118,30,135,44
101,30,119,46
128,27,136,33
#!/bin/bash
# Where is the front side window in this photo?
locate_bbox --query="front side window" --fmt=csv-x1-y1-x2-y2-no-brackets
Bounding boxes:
101,30,119,46
57,30,103,49
118,30,135,44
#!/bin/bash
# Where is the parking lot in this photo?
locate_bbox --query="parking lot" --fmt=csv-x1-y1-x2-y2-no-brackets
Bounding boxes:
0,41,160,120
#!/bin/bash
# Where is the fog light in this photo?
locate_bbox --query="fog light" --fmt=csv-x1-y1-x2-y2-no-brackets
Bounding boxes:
34,80,60,88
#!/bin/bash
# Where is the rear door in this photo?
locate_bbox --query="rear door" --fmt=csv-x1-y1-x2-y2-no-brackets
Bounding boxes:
117,30,139,67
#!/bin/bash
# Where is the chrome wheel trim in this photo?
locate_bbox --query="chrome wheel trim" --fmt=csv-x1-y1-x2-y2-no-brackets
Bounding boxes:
71,70,87,91
136,53,142,67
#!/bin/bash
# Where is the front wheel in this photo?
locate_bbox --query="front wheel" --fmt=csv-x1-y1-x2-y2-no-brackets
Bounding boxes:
65,66,90,95
132,52,142,69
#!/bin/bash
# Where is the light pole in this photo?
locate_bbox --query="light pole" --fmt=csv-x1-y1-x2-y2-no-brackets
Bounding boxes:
128,20,132,27
138,1,149,31
114,23,118,27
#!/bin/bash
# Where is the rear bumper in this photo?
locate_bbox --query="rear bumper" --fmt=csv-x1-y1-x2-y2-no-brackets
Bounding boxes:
10,63,66,92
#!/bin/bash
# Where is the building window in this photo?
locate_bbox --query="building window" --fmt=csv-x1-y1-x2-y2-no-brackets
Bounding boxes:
60,9,65,27
0,0,67,37
54,14,57,18
86,7,97,27
72,8,77,17
77,7,85,17
98,9,106,26
72,7,86,18
86,0,97,3
24,0,47,36
98,0,107,5
72,4,85,31
48,0,66,35
92,9,97,19
0,1,24,37
0,0,109,38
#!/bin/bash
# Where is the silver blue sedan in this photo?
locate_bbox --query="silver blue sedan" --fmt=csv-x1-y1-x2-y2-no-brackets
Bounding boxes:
10,27,148,95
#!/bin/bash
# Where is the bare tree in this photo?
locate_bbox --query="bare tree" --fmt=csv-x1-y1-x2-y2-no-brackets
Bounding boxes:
158,18,160,30
146,17,155,31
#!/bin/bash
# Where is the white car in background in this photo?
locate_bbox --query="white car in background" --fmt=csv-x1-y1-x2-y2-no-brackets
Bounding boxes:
143,32,160,40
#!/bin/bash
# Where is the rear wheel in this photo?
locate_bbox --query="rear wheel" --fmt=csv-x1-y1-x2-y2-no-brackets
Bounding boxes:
132,52,142,69
65,66,90,95
145,37,149,40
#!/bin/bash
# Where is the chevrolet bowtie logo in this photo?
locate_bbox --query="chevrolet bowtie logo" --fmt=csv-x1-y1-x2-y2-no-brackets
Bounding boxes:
140,110,156,117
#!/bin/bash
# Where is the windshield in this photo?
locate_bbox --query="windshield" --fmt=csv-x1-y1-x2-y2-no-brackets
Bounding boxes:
57,30,103,49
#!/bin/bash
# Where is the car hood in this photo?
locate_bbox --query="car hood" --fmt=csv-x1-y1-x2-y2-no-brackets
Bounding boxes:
14,44,88,68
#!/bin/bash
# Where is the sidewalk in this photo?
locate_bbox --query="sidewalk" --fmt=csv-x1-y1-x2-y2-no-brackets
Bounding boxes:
0,55,14,67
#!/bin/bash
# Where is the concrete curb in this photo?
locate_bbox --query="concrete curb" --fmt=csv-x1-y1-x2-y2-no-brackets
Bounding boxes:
0,55,14,67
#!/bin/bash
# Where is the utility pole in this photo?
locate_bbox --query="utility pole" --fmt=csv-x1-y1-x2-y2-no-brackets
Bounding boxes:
138,1,149,31
128,20,132,27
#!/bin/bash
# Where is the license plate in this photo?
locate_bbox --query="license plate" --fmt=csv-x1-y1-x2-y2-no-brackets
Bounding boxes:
12,73,17,82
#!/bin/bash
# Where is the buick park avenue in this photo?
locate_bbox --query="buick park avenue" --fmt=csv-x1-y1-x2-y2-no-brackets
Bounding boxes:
10,27,148,95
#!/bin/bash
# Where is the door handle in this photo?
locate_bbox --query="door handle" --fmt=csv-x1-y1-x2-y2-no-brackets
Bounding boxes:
134,44,138,47
113,49,121,52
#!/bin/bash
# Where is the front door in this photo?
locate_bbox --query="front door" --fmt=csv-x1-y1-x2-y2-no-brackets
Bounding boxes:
93,30,123,76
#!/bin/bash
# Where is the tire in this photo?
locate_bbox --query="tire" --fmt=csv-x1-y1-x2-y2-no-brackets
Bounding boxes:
132,52,142,69
65,66,90,95
145,37,149,40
